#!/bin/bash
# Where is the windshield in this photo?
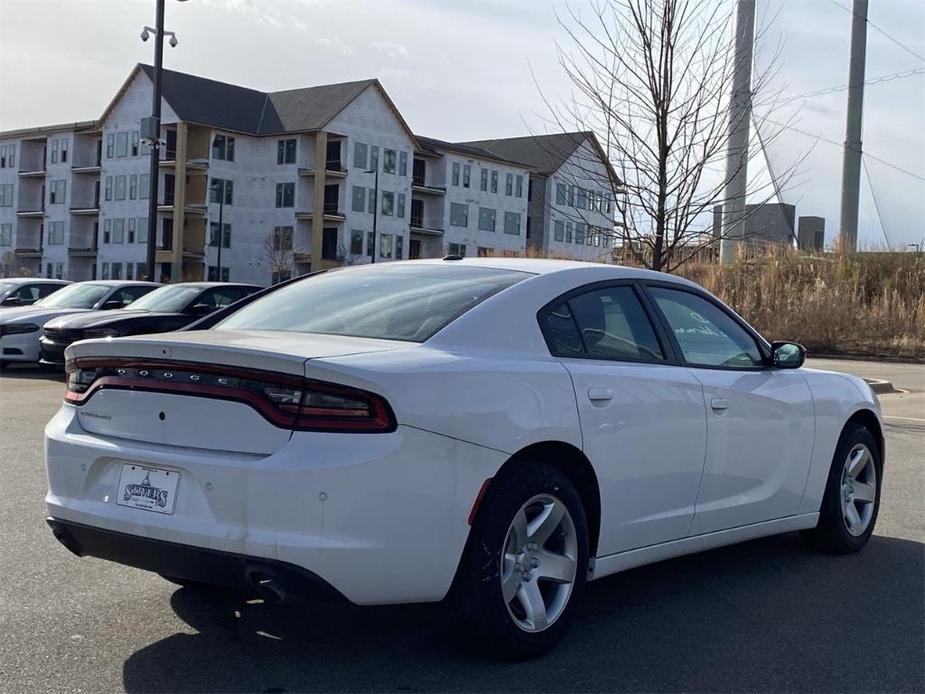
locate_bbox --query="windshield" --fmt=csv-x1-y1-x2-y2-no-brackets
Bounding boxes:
128,285,202,313
215,264,530,342
0,282,14,297
35,283,110,309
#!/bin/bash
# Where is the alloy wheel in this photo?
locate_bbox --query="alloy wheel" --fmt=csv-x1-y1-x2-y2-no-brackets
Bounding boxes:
840,443,877,537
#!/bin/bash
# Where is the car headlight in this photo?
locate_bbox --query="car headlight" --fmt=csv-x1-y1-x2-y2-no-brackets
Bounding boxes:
0,323,40,336
82,328,121,339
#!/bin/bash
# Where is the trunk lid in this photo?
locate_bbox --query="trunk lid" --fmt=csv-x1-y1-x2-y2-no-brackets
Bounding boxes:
67,329,409,454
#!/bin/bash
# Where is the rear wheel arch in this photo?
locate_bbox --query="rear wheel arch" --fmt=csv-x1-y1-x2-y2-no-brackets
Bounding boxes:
478,441,602,558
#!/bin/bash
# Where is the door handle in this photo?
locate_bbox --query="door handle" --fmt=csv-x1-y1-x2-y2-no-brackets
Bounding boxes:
710,397,729,411
588,387,613,402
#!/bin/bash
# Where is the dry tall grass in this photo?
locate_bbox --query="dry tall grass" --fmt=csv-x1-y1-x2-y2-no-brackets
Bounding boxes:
677,248,925,360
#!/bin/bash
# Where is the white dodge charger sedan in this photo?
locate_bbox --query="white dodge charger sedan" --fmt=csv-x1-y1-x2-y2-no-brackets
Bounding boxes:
45,259,883,658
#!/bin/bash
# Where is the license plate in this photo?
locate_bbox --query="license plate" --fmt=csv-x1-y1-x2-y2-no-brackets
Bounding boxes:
116,464,180,515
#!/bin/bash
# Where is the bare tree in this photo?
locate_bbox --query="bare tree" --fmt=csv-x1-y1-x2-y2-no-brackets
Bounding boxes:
263,227,295,283
543,0,799,272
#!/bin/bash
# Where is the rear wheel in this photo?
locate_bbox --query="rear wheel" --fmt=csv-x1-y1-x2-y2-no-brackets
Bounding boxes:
456,463,588,659
801,424,882,554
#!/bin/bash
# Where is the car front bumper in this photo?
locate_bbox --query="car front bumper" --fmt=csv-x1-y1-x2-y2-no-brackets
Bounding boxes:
0,330,42,362
39,335,71,365
45,404,505,605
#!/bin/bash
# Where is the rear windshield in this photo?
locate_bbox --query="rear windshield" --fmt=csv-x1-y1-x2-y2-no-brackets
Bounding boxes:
215,264,530,342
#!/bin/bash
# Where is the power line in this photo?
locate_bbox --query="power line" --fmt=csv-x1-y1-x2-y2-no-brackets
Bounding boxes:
862,155,891,246
779,66,925,104
826,0,925,64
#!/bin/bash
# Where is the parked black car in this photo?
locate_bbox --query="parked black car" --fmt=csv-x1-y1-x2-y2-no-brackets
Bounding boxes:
39,282,261,366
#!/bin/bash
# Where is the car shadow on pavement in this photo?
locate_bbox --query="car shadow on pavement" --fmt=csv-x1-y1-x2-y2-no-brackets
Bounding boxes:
122,532,924,693
0,363,64,382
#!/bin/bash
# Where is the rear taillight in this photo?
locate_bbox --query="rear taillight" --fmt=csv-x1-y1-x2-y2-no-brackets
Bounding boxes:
65,358,396,433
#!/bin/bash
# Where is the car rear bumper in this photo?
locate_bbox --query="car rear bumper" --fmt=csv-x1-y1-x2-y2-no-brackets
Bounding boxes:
47,517,347,603
45,403,505,605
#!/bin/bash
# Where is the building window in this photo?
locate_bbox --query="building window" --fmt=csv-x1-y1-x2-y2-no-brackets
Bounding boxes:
463,164,471,188
114,175,126,201
575,223,585,245
353,142,368,169
565,222,573,243
126,263,134,280
379,233,393,260
395,234,404,260
351,186,366,212
396,193,405,219
128,218,136,243
211,178,234,205
112,218,125,243
577,188,587,210
131,131,140,157
103,219,111,244
212,134,235,161
51,139,59,164
137,218,149,244
106,133,114,158
480,168,488,192
49,180,67,205
366,231,375,259
322,228,338,260
477,246,493,257
383,149,396,174
207,266,230,282
515,175,523,198
478,207,496,232
129,174,138,200
554,220,565,242
278,139,297,165
116,132,128,158
274,182,294,208
370,146,379,171
381,191,395,216
452,162,460,187
556,182,567,205
367,188,376,213
112,262,122,280
0,184,13,207
104,176,113,201
61,139,68,163
209,222,231,248
0,224,11,246
504,211,521,235
490,170,498,193
139,174,149,199
0,144,15,168
448,242,466,257
135,262,146,279
273,225,293,251
398,151,408,177
450,202,468,227
505,173,513,196
48,221,65,245
350,230,364,255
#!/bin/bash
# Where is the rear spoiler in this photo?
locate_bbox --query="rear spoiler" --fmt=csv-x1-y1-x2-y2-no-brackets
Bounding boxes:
183,270,327,331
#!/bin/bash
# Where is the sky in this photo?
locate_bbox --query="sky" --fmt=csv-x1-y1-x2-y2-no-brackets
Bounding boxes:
0,0,922,249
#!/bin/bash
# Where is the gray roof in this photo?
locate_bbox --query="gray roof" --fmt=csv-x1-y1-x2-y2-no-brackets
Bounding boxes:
414,135,531,168
139,65,375,136
458,132,591,176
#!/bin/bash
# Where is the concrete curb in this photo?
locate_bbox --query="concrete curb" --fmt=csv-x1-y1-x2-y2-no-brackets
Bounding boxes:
864,378,897,395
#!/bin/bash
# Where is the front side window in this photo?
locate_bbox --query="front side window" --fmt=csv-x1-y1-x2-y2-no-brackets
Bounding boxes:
541,286,664,362
648,286,764,368
216,264,530,342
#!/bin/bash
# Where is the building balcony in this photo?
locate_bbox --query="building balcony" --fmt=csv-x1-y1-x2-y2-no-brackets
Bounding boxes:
159,158,209,173
410,218,445,236
293,251,312,264
17,168,46,178
14,246,42,257
412,184,446,196
16,209,45,218
71,165,101,175
70,204,100,216
297,167,348,179
294,208,345,223
68,245,98,257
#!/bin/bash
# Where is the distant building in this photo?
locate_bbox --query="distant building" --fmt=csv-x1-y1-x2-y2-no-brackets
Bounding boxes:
0,65,617,283
798,216,825,251
712,202,798,249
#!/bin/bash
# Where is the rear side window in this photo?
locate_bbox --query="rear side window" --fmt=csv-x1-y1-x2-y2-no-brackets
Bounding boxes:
541,285,665,362
216,264,530,342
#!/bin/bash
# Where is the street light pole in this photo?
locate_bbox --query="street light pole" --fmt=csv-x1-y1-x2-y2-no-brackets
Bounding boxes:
214,179,224,280
143,0,166,283
366,167,379,263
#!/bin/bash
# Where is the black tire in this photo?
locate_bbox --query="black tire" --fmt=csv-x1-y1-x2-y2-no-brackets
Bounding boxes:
455,462,589,660
801,423,882,554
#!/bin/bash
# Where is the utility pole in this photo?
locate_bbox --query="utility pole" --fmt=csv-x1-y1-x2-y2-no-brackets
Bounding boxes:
839,0,868,252
142,0,165,282
366,167,379,263
212,179,225,280
720,0,756,265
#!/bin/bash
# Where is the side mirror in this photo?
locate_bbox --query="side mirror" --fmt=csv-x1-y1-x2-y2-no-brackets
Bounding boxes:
772,341,806,369
101,299,124,310
189,303,214,317
1,296,21,306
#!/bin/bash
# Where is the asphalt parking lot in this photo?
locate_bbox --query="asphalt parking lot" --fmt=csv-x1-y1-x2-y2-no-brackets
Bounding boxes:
1,359,922,693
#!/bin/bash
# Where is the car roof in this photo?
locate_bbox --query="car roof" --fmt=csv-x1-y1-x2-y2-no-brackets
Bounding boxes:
76,280,162,287
158,282,262,289
393,257,689,284
0,277,71,285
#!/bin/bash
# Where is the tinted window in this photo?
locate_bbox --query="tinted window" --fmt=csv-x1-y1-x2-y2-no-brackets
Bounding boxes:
198,287,246,309
36,284,63,299
649,287,763,368
14,285,43,304
541,302,583,356
549,286,664,362
216,264,529,342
